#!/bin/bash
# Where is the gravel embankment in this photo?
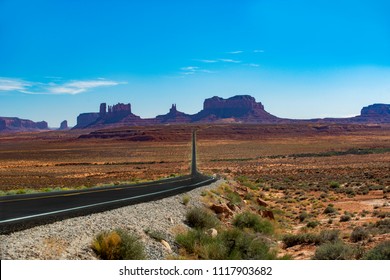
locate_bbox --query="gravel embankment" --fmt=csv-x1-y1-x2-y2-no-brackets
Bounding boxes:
0,180,223,260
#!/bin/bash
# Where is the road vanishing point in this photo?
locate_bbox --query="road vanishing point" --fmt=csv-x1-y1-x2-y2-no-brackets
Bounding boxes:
0,131,216,234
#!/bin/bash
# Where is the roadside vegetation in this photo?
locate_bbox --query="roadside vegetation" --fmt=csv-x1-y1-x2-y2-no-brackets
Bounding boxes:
91,229,145,260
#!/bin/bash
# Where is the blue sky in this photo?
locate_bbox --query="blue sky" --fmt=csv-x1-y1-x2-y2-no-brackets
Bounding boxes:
1,0,389,127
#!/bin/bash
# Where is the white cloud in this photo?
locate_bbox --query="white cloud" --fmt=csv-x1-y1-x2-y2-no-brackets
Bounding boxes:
180,66,214,76
180,66,199,71
198,59,218,63
48,80,125,95
228,50,243,54
220,59,241,63
0,77,125,95
0,77,31,91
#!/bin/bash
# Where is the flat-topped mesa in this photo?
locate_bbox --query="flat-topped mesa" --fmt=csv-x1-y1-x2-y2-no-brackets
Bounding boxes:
360,104,390,117
193,95,279,122
204,95,264,111
0,117,48,132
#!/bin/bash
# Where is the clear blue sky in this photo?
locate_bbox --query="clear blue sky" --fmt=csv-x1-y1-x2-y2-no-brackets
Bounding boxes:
1,0,389,127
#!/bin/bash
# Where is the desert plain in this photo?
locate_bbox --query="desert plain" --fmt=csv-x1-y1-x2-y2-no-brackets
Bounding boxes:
1,123,389,259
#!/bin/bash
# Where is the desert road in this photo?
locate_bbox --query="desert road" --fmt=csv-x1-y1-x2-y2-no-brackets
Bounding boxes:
0,173,216,234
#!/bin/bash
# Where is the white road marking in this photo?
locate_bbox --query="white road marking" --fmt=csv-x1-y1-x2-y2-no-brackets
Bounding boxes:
0,178,215,224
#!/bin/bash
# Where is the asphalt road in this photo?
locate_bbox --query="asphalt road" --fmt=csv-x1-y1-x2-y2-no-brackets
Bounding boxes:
0,173,216,234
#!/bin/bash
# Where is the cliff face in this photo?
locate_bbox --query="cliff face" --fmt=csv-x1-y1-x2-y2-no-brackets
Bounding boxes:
0,117,48,132
360,104,390,117
192,95,279,123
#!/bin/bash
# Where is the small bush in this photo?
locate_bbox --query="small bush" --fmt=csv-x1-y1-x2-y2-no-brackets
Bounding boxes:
186,207,219,229
313,242,355,260
318,230,340,243
364,241,390,260
350,227,369,243
176,228,278,260
306,220,319,228
329,181,340,189
226,192,242,206
282,233,318,248
340,215,351,222
182,195,190,206
323,204,337,215
92,229,145,260
144,229,166,242
282,230,339,248
298,211,309,222
233,211,274,235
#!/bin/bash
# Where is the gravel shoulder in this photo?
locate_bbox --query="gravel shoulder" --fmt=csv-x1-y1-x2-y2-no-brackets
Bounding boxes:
0,180,223,260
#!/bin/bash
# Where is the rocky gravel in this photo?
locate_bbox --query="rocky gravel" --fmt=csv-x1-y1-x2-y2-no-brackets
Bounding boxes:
0,180,223,260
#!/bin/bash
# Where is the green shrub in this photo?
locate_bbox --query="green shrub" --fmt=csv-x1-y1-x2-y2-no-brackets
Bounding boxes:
306,220,319,228
350,227,369,243
92,229,145,260
298,211,309,222
219,228,277,260
176,228,278,260
282,233,318,248
313,242,355,260
318,230,340,243
364,241,390,260
226,192,242,206
340,215,351,222
144,228,166,242
282,230,339,248
323,204,337,215
186,207,219,229
329,181,340,189
233,211,274,235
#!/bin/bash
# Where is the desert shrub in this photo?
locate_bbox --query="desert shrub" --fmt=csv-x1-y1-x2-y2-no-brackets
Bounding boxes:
186,207,219,229
329,181,340,189
366,219,390,234
144,228,166,242
219,228,277,260
318,230,340,243
306,220,319,228
182,195,190,206
298,211,309,222
176,228,278,260
233,211,274,235
363,241,390,260
323,204,337,215
282,230,339,248
350,227,369,243
313,242,355,260
92,229,145,260
226,192,242,206
340,215,351,222
282,233,318,248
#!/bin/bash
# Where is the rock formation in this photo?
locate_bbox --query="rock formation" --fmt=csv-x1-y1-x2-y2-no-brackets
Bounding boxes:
72,96,390,129
59,120,68,130
155,104,192,124
74,113,100,129
192,95,279,123
0,117,48,132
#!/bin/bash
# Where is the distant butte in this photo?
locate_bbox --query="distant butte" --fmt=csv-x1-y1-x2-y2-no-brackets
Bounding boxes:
0,117,48,132
72,95,390,129
74,95,283,129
